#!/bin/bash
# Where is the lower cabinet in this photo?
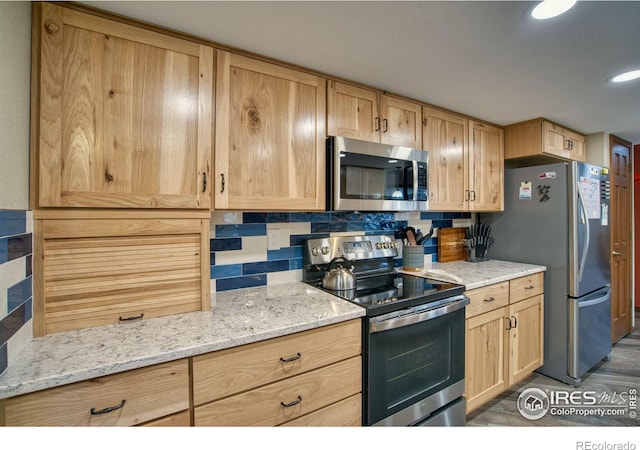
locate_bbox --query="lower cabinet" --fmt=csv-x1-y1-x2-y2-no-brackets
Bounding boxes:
465,273,544,413
139,410,191,427
0,320,363,427
0,360,189,426
192,319,362,426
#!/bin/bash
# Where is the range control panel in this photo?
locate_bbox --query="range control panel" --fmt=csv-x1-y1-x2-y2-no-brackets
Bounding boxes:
304,234,398,265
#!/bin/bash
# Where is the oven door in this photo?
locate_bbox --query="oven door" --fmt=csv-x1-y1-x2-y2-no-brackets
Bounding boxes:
365,295,468,426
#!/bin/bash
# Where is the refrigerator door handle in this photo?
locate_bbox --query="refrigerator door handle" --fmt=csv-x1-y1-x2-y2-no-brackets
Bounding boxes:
579,292,610,308
577,182,590,283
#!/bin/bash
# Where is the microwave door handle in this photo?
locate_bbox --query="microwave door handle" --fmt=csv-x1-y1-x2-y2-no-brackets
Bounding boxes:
412,160,419,201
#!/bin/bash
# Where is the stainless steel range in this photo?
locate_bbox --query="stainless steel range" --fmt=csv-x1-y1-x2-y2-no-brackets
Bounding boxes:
303,234,469,426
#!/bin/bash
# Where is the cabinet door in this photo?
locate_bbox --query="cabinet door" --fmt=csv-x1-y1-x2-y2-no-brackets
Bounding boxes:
468,120,504,211
465,307,508,413
34,216,210,336
380,96,422,148
215,51,326,210
423,107,468,211
37,4,213,209
327,80,380,143
565,129,586,162
507,294,544,386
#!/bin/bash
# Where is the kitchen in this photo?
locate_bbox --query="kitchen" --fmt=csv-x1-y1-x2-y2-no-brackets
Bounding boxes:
0,0,638,445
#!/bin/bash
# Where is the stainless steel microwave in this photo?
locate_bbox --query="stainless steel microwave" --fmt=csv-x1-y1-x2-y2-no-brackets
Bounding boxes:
326,136,429,211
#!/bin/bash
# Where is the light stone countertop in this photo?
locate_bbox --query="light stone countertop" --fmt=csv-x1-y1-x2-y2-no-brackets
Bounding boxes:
400,259,546,290
0,282,364,400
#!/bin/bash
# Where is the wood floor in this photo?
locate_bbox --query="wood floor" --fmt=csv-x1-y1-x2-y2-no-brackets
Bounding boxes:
466,311,640,427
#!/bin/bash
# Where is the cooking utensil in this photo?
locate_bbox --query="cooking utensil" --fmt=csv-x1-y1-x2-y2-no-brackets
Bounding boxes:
405,228,417,246
416,225,434,245
322,257,356,291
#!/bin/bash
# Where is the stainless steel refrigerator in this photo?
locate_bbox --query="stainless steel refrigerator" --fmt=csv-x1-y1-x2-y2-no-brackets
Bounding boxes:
483,161,611,386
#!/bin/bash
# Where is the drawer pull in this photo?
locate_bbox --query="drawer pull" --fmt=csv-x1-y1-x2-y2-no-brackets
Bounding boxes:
90,399,126,416
279,352,302,363
483,297,496,303
525,285,535,290
119,313,144,322
280,396,302,408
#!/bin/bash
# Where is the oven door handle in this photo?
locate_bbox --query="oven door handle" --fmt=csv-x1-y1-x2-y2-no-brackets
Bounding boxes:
369,296,470,333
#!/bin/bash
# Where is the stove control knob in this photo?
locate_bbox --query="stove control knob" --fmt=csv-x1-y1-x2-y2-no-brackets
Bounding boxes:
383,242,389,249
321,246,330,255
311,247,319,256
376,242,382,250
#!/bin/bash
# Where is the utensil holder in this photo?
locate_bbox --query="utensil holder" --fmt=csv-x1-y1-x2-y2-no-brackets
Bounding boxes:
402,245,424,271
463,239,489,263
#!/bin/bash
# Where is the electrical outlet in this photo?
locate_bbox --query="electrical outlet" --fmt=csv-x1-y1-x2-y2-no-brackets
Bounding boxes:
267,229,280,250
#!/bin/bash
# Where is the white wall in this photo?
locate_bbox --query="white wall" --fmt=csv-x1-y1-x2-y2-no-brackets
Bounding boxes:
0,1,31,210
585,132,610,168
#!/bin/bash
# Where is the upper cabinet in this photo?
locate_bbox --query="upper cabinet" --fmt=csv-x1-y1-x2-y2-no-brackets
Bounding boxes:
34,3,213,209
214,51,326,211
423,107,503,211
469,120,504,211
504,118,586,162
327,81,422,149
423,107,468,211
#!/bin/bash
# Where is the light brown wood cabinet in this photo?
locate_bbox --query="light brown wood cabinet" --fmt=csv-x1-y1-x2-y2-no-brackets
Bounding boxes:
465,273,544,413
33,214,211,336
423,107,504,211
504,118,586,162
192,319,362,426
214,51,326,211
33,3,213,209
0,360,189,426
328,80,422,148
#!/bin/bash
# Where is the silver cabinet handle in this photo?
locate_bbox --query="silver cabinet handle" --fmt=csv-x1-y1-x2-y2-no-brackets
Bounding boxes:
612,251,622,257
484,297,495,303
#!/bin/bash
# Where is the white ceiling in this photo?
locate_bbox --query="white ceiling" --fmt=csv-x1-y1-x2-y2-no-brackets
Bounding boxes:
81,0,640,144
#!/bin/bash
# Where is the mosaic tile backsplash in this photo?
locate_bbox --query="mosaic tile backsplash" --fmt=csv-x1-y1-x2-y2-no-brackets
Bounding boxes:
0,210,33,376
210,211,473,292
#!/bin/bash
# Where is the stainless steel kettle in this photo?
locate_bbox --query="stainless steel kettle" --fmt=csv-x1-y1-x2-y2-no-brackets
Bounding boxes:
322,257,356,291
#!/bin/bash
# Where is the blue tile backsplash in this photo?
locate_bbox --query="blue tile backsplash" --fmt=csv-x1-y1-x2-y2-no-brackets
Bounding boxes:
0,209,33,376
210,211,473,293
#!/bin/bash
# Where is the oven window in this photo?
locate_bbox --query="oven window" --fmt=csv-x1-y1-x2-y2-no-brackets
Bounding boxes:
366,307,465,425
339,153,414,201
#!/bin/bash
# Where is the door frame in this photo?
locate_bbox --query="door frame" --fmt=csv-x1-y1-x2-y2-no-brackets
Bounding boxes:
634,144,639,313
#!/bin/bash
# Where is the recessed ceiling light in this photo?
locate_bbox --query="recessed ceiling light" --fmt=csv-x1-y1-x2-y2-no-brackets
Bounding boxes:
611,70,640,83
531,0,577,20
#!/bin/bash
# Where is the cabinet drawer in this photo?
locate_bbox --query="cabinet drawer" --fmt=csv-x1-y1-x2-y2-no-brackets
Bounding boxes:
192,319,361,405
465,282,509,318
1,360,189,426
194,356,361,426
510,273,544,303
139,410,190,427
280,394,362,427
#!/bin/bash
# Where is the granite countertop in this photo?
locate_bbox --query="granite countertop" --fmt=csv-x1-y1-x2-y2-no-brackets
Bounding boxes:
0,282,365,400
399,259,546,290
